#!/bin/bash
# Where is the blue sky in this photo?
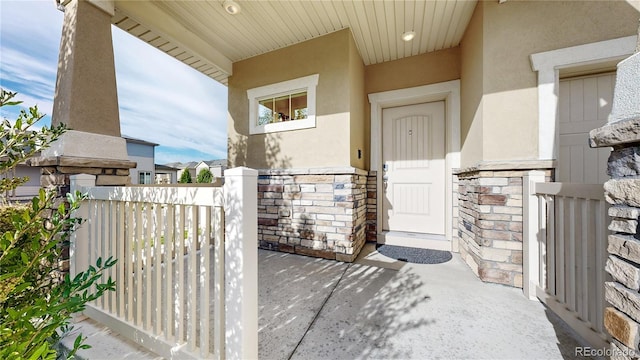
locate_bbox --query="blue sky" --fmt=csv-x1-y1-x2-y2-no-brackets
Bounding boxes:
0,0,228,164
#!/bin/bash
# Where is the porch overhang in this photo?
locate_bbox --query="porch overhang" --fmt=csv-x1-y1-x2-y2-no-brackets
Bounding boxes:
105,0,478,86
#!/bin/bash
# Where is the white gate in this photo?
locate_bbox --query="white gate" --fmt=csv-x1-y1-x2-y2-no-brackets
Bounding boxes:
524,172,609,349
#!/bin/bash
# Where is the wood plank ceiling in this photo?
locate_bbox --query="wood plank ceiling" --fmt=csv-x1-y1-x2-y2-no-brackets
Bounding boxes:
113,0,478,86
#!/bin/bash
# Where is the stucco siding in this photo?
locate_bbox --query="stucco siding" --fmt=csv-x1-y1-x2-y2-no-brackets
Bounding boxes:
129,155,154,184
228,29,354,169
364,47,461,95
349,33,367,170
460,1,484,168
461,0,639,166
52,0,120,136
126,142,154,158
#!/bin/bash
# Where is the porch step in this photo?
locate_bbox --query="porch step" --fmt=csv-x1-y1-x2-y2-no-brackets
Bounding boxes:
56,317,162,360
378,231,451,251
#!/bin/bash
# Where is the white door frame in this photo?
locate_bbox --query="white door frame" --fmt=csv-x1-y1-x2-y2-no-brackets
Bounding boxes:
368,80,460,247
530,35,637,161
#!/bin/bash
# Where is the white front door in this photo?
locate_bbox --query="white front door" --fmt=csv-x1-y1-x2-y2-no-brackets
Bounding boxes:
382,101,446,235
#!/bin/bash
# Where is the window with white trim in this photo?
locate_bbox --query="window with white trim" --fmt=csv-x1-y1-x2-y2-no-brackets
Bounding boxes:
247,74,319,135
138,171,152,185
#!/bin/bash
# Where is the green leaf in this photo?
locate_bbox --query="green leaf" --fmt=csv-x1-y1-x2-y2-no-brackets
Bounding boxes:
73,334,83,348
27,342,48,360
20,251,29,265
12,281,31,294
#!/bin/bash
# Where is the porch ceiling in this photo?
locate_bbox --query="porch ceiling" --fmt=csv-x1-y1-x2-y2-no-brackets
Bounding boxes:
112,0,477,86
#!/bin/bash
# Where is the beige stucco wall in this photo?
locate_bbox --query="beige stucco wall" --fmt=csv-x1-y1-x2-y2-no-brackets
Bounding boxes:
349,35,367,169
365,47,461,95
460,2,484,168
228,30,354,169
460,0,639,167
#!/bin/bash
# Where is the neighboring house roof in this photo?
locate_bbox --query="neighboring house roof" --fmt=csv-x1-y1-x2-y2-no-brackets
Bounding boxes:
165,161,197,169
164,162,182,168
196,159,227,168
168,160,227,170
122,135,159,147
155,164,178,171
203,159,227,167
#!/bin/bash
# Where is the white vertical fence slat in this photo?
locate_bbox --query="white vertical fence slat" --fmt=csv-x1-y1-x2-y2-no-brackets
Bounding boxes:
568,197,576,313
117,201,125,318
213,206,225,360
176,204,185,344
556,197,565,304
165,205,174,343
200,206,212,357
126,201,134,323
69,168,257,360
188,205,198,352
525,179,609,350
135,203,143,327
154,204,162,336
546,195,555,296
145,204,153,331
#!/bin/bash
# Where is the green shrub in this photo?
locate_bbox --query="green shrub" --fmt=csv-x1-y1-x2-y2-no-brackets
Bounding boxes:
196,168,213,183
179,169,192,183
0,89,116,359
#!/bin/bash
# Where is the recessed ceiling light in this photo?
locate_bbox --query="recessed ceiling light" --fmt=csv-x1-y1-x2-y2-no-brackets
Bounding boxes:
401,31,416,42
223,0,241,15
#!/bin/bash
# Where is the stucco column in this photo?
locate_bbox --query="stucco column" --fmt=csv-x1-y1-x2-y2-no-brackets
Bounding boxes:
46,0,128,161
33,0,134,189
589,24,640,357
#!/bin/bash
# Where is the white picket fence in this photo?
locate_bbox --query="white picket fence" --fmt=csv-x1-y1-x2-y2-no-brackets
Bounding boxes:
69,167,258,360
524,171,609,350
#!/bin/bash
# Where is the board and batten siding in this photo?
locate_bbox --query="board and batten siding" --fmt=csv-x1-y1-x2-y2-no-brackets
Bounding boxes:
558,72,615,184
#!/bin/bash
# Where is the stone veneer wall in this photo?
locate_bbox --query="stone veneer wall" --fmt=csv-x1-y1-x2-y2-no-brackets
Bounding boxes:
455,163,554,287
591,120,640,356
256,168,368,262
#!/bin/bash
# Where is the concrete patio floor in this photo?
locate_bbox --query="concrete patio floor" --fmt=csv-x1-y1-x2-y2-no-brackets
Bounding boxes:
259,243,587,360
65,243,589,359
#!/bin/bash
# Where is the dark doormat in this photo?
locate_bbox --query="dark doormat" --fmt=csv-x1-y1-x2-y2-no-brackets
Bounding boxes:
376,244,452,264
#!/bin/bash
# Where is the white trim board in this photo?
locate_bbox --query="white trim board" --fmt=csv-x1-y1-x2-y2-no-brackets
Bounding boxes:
368,80,461,250
530,35,637,160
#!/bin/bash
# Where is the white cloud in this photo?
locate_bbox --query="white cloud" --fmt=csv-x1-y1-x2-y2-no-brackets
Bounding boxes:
112,27,228,162
1,1,228,164
0,0,62,116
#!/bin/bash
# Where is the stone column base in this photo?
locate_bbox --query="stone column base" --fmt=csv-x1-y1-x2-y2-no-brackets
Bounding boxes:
455,160,554,288
30,156,137,194
29,155,136,274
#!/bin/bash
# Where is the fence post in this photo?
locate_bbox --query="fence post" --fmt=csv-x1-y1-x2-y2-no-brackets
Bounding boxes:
69,174,96,280
223,167,258,360
523,170,545,300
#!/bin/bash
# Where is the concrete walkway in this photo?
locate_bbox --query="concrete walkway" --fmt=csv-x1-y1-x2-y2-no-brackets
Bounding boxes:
259,244,587,360
64,243,588,359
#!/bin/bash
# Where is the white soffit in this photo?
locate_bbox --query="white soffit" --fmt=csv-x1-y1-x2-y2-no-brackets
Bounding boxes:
112,0,477,86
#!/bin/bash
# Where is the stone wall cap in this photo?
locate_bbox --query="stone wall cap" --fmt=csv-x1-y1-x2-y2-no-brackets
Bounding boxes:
453,160,556,175
589,117,640,148
29,156,137,169
258,167,368,176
